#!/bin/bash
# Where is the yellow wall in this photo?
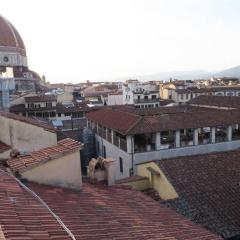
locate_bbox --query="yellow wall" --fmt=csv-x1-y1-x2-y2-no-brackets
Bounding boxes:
118,178,150,191
137,162,178,200
160,84,176,99
22,151,82,190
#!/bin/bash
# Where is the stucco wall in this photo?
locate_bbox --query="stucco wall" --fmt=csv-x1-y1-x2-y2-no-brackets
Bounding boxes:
10,93,35,106
137,162,178,200
134,140,240,164
118,178,150,191
57,92,73,103
22,151,82,189
94,133,240,181
107,94,123,106
0,116,57,152
0,149,11,159
95,134,131,180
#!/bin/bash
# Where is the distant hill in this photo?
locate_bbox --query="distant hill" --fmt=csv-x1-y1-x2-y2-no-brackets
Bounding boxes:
115,65,240,82
139,70,211,81
213,66,240,78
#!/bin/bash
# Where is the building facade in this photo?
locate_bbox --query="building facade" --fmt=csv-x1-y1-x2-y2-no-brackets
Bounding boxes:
87,107,240,180
0,15,40,110
122,80,161,108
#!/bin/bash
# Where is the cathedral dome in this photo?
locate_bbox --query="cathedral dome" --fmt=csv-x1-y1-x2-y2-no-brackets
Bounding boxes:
0,15,27,66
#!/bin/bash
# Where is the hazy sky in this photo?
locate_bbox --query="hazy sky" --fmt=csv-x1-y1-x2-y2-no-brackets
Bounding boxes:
2,0,240,83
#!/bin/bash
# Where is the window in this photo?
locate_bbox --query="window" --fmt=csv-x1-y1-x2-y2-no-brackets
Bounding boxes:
46,102,52,108
227,92,234,96
97,141,100,153
180,94,184,100
50,112,56,117
119,157,123,173
103,146,106,158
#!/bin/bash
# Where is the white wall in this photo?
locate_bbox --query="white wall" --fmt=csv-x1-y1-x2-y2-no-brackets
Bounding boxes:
134,140,240,164
107,94,123,105
94,132,240,177
95,134,131,180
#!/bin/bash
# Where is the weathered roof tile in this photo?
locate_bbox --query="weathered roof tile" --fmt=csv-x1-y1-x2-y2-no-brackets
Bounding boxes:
157,150,240,239
7,138,83,173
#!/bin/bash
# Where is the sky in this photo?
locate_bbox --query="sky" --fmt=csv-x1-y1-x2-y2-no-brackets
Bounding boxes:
1,0,240,83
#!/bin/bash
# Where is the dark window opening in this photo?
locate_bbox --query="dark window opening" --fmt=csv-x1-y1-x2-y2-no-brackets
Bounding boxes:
119,157,123,173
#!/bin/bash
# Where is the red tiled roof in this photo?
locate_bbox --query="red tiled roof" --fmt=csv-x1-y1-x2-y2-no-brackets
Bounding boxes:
129,105,210,116
189,95,240,109
7,138,83,173
175,86,240,94
25,95,57,103
0,170,71,239
0,142,11,154
27,182,221,240
0,169,221,240
128,109,240,134
0,15,26,56
87,108,141,135
157,149,240,239
0,112,56,132
87,107,240,135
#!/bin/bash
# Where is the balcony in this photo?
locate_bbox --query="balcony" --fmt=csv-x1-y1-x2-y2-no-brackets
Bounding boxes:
134,98,160,104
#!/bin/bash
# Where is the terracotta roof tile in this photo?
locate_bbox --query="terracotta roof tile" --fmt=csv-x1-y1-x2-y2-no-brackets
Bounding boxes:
25,95,57,103
87,109,141,135
0,169,221,239
189,95,240,109
0,15,26,56
157,149,240,239
0,171,71,239
7,138,83,173
27,182,220,240
176,86,240,94
87,107,240,135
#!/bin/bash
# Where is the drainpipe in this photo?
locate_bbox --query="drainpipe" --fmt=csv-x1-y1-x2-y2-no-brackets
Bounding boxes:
130,136,134,175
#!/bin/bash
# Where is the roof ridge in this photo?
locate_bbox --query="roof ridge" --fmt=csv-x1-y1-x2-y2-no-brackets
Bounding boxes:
126,116,143,135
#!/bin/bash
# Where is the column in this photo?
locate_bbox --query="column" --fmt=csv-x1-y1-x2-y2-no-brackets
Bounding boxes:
211,127,216,143
111,129,114,144
175,130,180,148
96,123,99,134
105,128,107,139
193,128,199,145
155,132,161,150
127,135,133,154
227,125,232,141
